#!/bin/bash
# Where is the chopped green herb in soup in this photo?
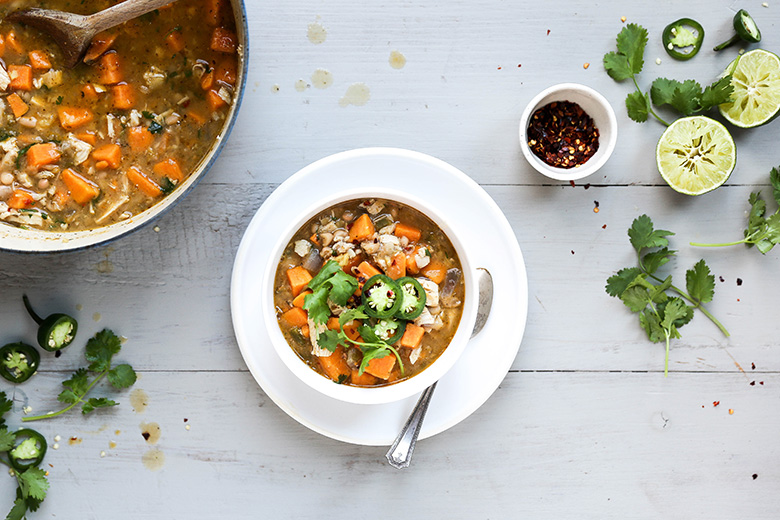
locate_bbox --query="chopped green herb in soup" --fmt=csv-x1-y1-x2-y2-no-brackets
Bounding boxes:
0,0,240,231
273,198,465,387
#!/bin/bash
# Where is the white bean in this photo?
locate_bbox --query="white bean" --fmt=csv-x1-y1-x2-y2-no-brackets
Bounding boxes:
0,172,13,185
18,116,37,128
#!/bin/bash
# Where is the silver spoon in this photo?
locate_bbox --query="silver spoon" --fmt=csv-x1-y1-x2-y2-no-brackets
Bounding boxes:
5,0,181,68
386,267,494,469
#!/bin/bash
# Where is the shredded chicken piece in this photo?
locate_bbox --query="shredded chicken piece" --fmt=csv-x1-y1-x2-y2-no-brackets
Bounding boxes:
294,240,312,257
307,318,331,357
95,196,130,224
0,64,10,91
416,277,440,307
63,134,92,165
409,347,422,365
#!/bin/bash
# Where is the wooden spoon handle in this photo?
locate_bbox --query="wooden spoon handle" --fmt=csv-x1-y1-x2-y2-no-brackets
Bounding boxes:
87,0,180,34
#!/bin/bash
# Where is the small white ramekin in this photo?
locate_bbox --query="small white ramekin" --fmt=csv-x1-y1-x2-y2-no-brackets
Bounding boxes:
519,83,617,181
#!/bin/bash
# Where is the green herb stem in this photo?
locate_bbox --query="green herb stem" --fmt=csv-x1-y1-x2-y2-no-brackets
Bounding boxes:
689,239,747,248
22,372,106,423
640,257,730,338
633,78,670,126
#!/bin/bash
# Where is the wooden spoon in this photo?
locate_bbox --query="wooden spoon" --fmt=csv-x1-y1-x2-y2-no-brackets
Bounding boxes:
5,0,181,68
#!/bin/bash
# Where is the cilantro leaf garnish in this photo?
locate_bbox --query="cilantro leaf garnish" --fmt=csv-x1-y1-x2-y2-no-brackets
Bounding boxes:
690,166,780,254
23,329,136,422
303,260,359,325
607,214,728,375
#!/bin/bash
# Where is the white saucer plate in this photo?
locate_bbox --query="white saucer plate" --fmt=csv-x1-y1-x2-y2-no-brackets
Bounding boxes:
231,148,528,446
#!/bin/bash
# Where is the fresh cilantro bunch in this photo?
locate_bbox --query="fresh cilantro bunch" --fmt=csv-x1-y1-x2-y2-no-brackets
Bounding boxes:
691,166,780,254
23,329,137,422
303,261,404,377
0,392,50,520
606,215,728,375
304,260,360,325
603,24,734,124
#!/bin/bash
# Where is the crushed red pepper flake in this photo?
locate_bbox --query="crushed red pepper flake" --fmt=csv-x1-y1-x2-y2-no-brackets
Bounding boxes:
752,362,756,370
546,29,551,35
729,409,734,415
753,474,758,480
737,278,743,286
527,101,600,168
713,401,720,407
719,276,725,282
569,180,576,187
750,381,756,386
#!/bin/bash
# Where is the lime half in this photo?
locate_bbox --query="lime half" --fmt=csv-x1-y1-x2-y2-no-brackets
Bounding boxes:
719,49,780,128
656,116,736,195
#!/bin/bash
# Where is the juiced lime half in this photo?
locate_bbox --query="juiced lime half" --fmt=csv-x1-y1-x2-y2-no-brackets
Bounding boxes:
656,116,736,195
719,49,780,128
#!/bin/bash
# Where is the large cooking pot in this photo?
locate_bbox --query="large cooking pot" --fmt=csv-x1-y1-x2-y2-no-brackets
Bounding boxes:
0,0,249,253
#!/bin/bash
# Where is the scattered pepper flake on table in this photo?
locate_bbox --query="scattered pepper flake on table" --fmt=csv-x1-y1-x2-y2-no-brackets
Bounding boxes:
753,474,759,480
621,16,627,22
729,409,734,415
713,401,720,407
736,278,743,286
583,62,590,69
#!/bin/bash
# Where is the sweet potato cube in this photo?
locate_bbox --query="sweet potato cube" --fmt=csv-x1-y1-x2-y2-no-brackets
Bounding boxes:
61,168,100,205
394,223,422,242
318,346,351,383
58,107,94,130
281,307,308,328
364,353,396,380
400,323,425,349
111,83,135,110
6,93,28,118
349,213,375,242
153,158,184,182
292,290,312,308
28,50,51,70
26,143,61,169
386,252,406,280
420,260,447,284
127,126,154,152
286,266,312,297
210,27,237,53
92,144,122,169
350,367,378,386
126,166,162,197
7,189,34,209
8,65,32,91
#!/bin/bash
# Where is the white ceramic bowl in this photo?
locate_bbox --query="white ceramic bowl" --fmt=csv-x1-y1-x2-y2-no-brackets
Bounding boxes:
262,187,479,405
519,83,617,181
0,0,249,253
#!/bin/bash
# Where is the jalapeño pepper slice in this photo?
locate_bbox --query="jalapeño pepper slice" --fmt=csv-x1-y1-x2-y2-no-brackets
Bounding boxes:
23,294,78,352
0,342,40,384
361,275,402,318
663,18,705,61
370,318,406,345
714,9,761,51
8,429,47,472
395,277,427,320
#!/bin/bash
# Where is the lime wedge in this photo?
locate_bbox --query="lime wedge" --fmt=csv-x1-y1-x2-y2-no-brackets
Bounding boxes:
719,49,780,128
656,116,736,195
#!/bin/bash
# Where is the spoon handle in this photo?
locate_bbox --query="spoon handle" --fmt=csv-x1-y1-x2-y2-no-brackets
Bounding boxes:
385,382,437,469
88,0,180,34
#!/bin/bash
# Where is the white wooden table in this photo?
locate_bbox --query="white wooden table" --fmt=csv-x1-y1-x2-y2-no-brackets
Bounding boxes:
2,1,779,517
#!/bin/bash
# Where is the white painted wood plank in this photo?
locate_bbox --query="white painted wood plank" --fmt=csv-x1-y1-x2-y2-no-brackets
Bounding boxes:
2,371,776,518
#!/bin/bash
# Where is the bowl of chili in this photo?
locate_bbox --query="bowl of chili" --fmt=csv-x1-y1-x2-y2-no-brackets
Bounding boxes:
0,0,248,252
519,83,617,181
261,184,479,406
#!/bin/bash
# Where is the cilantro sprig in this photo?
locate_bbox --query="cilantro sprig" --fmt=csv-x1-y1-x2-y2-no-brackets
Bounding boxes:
691,166,780,254
606,215,728,375
604,24,734,125
0,392,50,520
23,329,137,422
